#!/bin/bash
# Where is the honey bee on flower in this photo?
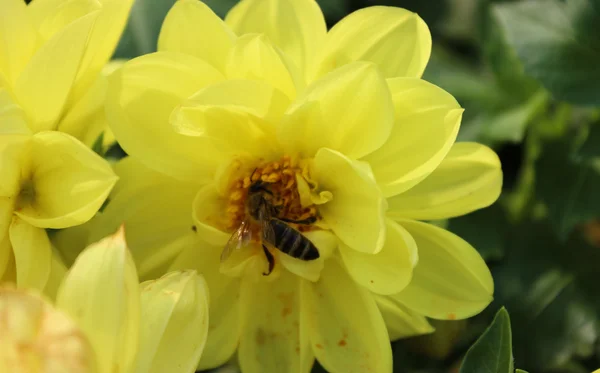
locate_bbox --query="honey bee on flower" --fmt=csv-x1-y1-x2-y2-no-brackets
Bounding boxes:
84,0,504,372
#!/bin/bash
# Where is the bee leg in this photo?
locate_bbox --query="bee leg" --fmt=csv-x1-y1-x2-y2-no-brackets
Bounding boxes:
262,244,275,276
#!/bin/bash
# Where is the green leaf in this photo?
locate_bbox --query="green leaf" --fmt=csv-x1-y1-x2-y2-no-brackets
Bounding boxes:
459,307,514,373
577,121,600,159
535,136,600,238
515,370,529,373
113,0,177,59
493,0,600,106
203,0,238,17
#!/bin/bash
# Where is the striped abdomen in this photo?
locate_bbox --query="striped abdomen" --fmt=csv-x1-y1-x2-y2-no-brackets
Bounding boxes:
267,219,320,260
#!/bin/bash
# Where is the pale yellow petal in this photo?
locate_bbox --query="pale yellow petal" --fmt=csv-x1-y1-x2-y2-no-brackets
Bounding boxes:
192,184,231,246
0,134,30,198
375,294,434,340
279,62,393,159
0,288,96,373
42,249,68,301
8,218,51,290
312,6,431,80
301,259,392,373
158,0,235,71
392,219,494,320
312,148,386,254
225,0,326,78
363,77,462,197
169,242,241,370
339,219,415,295
171,79,289,160
27,0,100,40
56,228,140,373
0,89,32,135
106,51,226,183
15,131,117,229
239,271,313,373
226,34,300,99
14,12,98,132
49,217,94,269
387,143,503,220
0,0,37,85
135,271,209,373
58,60,124,148
89,157,198,280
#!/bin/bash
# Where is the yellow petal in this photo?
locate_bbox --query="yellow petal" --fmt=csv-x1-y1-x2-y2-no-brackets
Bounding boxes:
15,131,117,229
106,51,225,183
49,217,94,269
363,77,462,197
392,219,494,320
339,219,415,295
89,157,197,280
0,89,31,135
0,287,96,373
192,184,231,246
312,148,386,254
158,0,235,72
279,62,393,159
27,0,100,40
42,248,68,301
375,294,434,340
0,198,13,280
14,12,98,132
239,271,314,373
301,259,392,373
135,271,209,373
226,34,299,99
8,217,51,290
0,0,37,85
0,134,30,198
225,0,326,79
312,6,431,80
169,242,241,370
56,227,140,373
387,143,503,220
58,60,124,148
171,79,289,159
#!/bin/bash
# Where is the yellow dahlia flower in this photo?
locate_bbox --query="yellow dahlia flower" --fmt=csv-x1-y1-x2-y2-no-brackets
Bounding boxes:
100,0,502,372
0,0,133,290
0,228,209,373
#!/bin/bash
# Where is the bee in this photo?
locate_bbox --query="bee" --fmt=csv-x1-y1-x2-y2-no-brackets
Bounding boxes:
221,179,320,275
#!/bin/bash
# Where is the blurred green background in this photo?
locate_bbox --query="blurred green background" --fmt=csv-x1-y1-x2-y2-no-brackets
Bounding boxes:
111,0,600,372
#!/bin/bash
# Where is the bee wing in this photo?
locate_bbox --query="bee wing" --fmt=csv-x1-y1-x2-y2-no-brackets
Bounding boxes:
261,217,277,247
221,220,253,262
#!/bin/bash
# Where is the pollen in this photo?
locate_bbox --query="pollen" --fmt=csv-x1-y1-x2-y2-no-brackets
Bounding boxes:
225,156,319,231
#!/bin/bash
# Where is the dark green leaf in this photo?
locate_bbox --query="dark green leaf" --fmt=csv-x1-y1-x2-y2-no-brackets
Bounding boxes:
460,307,514,373
203,0,238,17
493,0,600,106
577,121,600,159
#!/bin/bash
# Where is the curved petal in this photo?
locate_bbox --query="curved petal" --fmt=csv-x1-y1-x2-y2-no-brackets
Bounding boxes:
0,89,31,135
312,148,386,254
392,219,494,320
0,134,30,198
171,79,289,160
9,217,51,290
168,242,241,371
339,219,416,295
0,0,37,85
312,6,431,80
42,248,68,301
106,51,226,183
135,271,209,373
14,12,98,132
374,294,434,340
56,227,140,373
14,131,116,229
192,184,231,246
363,77,462,197
225,0,326,79
387,143,503,220
158,0,236,72
89,157,198,280
27,0,99,40
239,271,313,373
58,60,124,148
301,259,392,373
226,34,300,99
0,288,96,373
278,62,394,159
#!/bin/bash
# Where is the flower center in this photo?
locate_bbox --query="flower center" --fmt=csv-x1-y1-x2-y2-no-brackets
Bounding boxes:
225,156,319,232
16,179,35,210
